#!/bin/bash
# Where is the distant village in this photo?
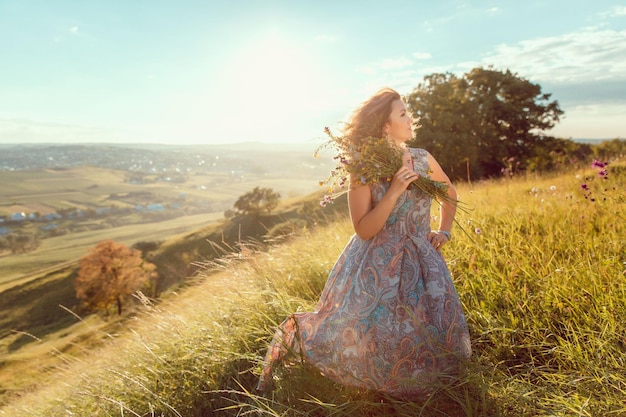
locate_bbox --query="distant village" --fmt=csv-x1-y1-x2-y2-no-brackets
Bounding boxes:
0,144,232,234
0,143,247,174
0,143,329,247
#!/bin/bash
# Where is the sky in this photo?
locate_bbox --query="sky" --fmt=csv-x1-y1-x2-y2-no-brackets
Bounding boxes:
0,0,625,146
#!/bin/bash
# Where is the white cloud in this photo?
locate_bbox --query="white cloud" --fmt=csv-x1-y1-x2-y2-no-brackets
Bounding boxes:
412,52,432,60
70,26,78,34
478,28,626,85
599,5,626,17
358,27,626,103
469,26,626,138
350,24,626,139
485,7,501,16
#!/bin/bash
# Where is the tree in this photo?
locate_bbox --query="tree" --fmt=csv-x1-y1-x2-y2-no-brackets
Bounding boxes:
594,138,626,161
233,187,281,217
75,240,157,315
4,233,41,254
406,67,564,180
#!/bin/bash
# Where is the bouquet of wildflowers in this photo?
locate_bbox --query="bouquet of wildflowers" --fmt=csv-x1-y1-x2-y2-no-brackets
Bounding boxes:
315,127,452,207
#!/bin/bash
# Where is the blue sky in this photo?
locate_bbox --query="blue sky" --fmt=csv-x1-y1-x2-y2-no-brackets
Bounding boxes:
0,0,625,145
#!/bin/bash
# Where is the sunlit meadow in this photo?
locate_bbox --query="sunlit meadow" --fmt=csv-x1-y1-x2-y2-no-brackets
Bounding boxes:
1,160,624,416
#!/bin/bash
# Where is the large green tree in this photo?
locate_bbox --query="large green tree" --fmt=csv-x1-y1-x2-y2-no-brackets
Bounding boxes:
406,67,563,180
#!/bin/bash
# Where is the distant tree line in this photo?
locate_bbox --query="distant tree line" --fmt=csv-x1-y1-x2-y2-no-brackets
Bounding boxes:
0,233,41,254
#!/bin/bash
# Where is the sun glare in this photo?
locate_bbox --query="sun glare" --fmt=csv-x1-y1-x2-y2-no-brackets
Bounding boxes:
223,33,318,137
240,35,304,93
198,31,343,143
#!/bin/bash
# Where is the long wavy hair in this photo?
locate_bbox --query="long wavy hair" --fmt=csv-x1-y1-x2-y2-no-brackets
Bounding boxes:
342,88,402,143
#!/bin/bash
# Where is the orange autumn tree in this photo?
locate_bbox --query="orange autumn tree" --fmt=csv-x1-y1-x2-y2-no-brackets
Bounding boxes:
75,240,157,315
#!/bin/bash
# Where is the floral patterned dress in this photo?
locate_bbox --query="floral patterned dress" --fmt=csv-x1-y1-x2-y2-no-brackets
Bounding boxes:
258,148,471,399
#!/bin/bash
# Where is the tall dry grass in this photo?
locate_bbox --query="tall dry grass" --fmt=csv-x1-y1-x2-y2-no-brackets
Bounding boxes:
1,161,624,416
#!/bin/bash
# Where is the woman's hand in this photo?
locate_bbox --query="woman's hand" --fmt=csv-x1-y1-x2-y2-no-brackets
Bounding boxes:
389,154,419,195
427,230,450,252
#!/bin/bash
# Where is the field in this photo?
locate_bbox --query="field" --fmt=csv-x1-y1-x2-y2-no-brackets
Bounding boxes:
0,158,623,416
0,157,328,285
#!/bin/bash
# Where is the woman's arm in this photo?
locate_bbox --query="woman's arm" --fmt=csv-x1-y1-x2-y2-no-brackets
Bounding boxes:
348,164,416,241
426,151,457,238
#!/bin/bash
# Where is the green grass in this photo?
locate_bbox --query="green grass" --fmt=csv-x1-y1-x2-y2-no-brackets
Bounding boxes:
1,162,624,416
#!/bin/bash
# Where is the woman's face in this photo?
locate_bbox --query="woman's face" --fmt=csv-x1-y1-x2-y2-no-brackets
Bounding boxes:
384,99,414,145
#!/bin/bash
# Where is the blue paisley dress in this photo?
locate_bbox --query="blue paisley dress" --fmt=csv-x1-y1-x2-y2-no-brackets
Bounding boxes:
258,148,471,399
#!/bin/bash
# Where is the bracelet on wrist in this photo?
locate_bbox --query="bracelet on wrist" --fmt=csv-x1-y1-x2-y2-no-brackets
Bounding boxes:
437,230,451,240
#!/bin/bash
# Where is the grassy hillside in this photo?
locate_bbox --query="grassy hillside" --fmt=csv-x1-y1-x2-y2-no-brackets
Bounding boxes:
0,190,348,405
1,161,624,416
145,192,348,291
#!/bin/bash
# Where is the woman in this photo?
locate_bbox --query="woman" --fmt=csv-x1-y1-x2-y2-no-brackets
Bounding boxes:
257,88,471,399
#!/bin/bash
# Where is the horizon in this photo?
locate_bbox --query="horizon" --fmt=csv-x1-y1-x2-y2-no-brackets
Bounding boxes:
0,137,621,149
1,1,625,145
